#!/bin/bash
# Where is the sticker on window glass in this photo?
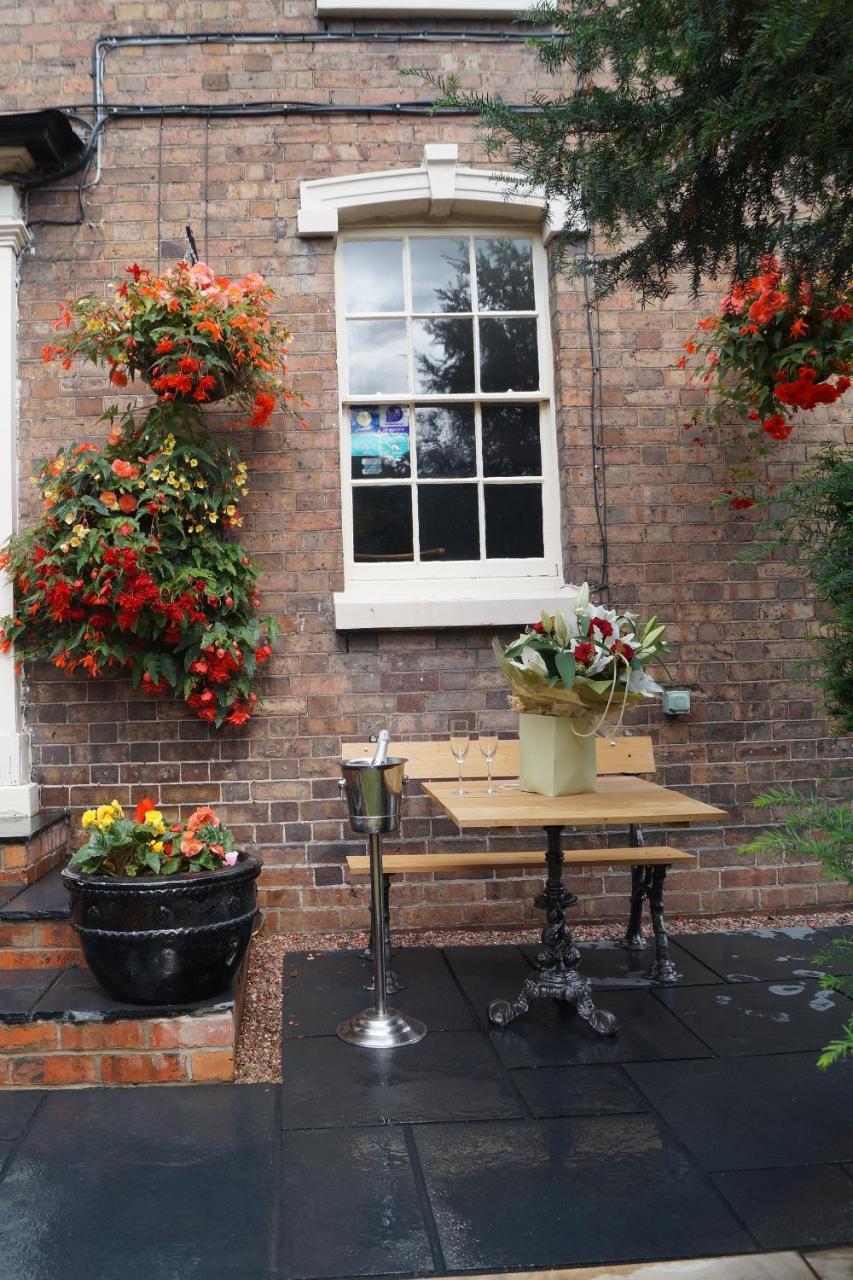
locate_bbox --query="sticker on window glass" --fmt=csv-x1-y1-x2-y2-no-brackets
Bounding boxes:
350,406,410,479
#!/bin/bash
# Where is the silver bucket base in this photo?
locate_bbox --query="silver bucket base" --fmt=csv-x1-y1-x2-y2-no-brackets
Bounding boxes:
337,1006,427,1049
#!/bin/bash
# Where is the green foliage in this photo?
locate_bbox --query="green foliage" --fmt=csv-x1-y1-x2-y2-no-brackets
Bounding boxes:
814,938,853,1068
739,447,853,732
414,0,853,299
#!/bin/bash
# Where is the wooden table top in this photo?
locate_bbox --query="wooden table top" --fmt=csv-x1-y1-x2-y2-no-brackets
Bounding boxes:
422,775,727,830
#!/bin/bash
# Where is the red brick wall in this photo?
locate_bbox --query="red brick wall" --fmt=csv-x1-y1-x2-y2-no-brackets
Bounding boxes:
6,1,852,931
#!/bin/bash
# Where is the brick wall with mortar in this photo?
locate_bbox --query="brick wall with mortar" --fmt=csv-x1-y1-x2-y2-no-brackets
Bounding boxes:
4,1,851,933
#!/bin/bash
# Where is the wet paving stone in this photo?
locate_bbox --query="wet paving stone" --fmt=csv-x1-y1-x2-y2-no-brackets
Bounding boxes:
713,1165,853,1250
442,944,535,1024
0,1085,277,1280
487,988,711,1069
0,1091,44,1140
520,938,723,987
31,965,235,1022
278,1127,434,1279
672,928,829,983
283,947,474,1038
413,1114,753,1271
281,1030,523,1129
0,867,69,919
510,1063,649,1118
0,970,61,1023
653,978,849,1056
627,1053,853,1170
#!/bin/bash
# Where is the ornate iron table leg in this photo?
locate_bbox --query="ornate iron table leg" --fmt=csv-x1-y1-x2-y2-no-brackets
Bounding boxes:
646,864,681,983
488,825,619,1037
619,824,647,950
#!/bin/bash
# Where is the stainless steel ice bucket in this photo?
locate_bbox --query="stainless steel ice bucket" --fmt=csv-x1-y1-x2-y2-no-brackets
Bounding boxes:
339,757,407,835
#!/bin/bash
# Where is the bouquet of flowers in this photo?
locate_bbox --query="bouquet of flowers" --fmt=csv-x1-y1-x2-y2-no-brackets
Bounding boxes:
494,583,667,733
69,796,239,877
42,259,304,428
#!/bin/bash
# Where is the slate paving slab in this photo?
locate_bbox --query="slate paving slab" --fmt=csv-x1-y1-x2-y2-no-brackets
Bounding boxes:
0,1084,277,1280
0,1091,44,1140
0,969,61,1023
626,1053,853,1170
713,1165,853,1251
520,938,723,987
0,866,69,919
486,988,712,1069
281,1029,523,1130
510,1063,649,1118
442,943,535,1022
278,1127,434,1279
653,978,849,1057
31,965,235,1022
671,928,829,983
283,947,474,1037
413,1114,753,1272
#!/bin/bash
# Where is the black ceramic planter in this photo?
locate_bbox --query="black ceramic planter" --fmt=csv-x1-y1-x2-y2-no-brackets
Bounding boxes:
61,852,261,1006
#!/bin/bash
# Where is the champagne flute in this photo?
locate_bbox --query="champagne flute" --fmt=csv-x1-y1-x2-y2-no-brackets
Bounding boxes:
449,720,470,794
478,731,499,794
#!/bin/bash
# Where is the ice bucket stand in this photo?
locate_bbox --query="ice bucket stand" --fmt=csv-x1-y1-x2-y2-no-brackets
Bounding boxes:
337,754,427,1048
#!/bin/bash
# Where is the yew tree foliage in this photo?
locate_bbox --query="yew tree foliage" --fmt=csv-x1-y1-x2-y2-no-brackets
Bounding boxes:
422,0,853,299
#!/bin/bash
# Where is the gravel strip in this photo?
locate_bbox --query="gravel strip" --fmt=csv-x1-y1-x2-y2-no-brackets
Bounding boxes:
234,907,853,1084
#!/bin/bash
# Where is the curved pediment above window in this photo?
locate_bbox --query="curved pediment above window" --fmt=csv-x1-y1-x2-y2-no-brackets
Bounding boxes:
297,144,580,244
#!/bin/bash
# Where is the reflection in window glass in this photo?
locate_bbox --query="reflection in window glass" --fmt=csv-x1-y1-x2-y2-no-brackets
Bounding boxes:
415,406,476,478
410,237,470,314
482,403,541,476
347,320,409,395
475,238,535,311
479,317,539,393
350,405,411,480
353,486,413,562
413,318,475,394
485,484,543,558
418,484,480,561
343,240,404,313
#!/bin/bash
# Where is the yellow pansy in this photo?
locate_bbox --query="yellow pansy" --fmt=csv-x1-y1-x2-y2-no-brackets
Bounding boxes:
143,809,165,835
81,809,98,828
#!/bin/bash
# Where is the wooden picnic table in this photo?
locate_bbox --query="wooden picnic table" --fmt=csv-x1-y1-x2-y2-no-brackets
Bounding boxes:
422,776,726,1037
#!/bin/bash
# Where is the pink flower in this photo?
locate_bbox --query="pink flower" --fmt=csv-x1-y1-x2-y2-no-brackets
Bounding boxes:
224,851,239,867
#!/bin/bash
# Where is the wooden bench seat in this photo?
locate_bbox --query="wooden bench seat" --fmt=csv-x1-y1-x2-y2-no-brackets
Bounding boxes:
347,846,696,876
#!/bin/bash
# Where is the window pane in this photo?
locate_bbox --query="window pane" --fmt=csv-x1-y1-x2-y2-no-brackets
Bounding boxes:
485,484,543,558
482,403,542,477
479,317,539,393
347,320,409,395
415,406,475,478
413,318,475,394
353,486,413,562
343,240,403,313
410,237,471,313
418,484,480,561
350,405,410,479
475,237,535,311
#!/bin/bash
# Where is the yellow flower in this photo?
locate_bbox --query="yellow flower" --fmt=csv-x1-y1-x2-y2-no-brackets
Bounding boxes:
69,537,80,548
81,809,98,828
64,512,75,525
59,542,69,553
111,800,123,814
225,504,236,516
143,809,165,835
151,469,161,481
74,524,87,537
167,473,178,487
208,512,218,523
189,458,198,468
195,479,206,489
150,840,164,854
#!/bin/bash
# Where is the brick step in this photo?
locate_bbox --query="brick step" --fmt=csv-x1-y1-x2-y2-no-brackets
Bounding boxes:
0,865,81,970
0,964,246,1087
0,810,70,889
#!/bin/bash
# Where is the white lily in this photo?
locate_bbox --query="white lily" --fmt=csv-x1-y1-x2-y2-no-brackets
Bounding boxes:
627,667,664,697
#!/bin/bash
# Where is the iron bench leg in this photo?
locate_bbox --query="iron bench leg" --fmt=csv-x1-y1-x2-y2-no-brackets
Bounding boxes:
362,873,403,994
646,864,681,984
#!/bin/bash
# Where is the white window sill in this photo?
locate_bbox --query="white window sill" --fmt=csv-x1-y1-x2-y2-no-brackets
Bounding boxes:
316,1,537,16
334,580,579,630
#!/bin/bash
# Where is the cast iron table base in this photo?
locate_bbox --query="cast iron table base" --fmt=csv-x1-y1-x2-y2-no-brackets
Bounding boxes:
488,825,619,1037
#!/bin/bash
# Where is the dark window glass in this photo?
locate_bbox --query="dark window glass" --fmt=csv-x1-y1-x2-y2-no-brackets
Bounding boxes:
350,406,411,480
343,240,404,313
415,406,476,478
417,484,480,561
484,484,543,558
482,403,542,476
353,486,413,562
410,237,470,313
475,237,535,311
479,317,539,393
413,318,475,394
347,320,409,395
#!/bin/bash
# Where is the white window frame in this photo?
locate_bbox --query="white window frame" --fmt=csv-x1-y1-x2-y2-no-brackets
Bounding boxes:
298,146,582,630
316,2,537,16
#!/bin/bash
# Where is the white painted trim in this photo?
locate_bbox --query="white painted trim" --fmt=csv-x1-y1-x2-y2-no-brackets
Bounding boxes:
0,183,37,818
298,144,580,243
334,580,579,631
317,1,537,15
